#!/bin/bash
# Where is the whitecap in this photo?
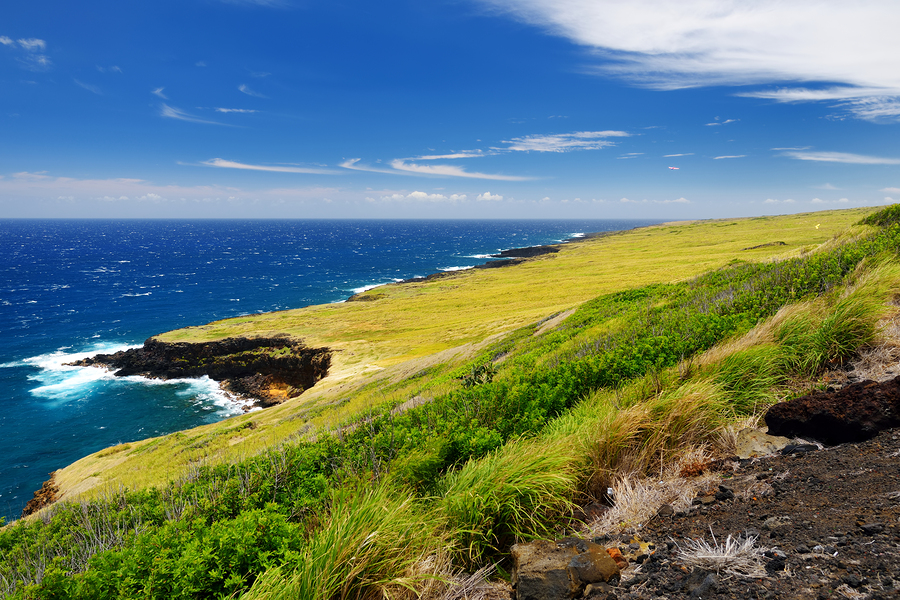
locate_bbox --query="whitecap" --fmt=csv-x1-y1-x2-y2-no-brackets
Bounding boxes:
24,343,139,401
120,292,152,297
467,254,494,259
350,282,387,294
439,266,474,272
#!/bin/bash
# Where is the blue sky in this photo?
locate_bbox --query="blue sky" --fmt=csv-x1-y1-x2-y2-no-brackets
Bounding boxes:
2,0,899,219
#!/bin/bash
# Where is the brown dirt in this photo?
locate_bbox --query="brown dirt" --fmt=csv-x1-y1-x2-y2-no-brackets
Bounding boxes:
593,428,900,600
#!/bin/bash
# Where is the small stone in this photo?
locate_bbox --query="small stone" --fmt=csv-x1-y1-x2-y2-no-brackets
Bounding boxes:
796,544,811,554
860,523,885,535
657,504,674,517
700,494,716,505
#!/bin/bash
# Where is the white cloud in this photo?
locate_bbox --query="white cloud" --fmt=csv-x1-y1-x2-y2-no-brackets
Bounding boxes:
160,104,228,126
151,87,168,99
214,108,259,113
705,119,737,126
413,152,486,160
390,159,531,181
196,61,207,67
97,65,122,73
713,155,746,160
477,0,900,121
664,153,693,157
17,38,46,52
815,183,841,190
500,130,629,152
477,192,504,201
1,36,51,70
764,198,796,204
74,79,102,95
374,191,467,203
340,159,412,176
200,158,337,175
238,84,267,98
782,151,900,165
881,187,900,193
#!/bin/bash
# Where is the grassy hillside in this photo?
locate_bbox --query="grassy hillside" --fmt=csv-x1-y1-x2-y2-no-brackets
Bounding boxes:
52,208,874,501
7,204,900,599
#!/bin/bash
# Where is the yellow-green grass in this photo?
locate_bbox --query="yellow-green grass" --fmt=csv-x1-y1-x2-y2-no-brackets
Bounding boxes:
51,207,877,505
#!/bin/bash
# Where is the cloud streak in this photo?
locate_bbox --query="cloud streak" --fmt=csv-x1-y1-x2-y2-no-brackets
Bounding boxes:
781,151,900,165
500,130,629,152
238,84,268,98
390,159,532,181
160,104,229,126
1,35,51,70
200,158,337,174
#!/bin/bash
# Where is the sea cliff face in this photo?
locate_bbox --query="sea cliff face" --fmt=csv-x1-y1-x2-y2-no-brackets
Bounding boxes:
70,336,331,407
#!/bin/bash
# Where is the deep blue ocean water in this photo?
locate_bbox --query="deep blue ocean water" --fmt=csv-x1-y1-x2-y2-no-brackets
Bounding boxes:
0,218,657,522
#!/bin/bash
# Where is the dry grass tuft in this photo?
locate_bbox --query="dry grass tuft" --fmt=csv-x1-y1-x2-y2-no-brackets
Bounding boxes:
674,532,769,579
586,466,717,536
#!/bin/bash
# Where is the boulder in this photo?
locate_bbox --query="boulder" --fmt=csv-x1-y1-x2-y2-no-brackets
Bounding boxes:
511,538,619,600
764,376,900,445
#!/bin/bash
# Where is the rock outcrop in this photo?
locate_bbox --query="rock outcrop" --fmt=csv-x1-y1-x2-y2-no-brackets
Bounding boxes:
69,336,330,407
765,376,900,445
21,473,58,518
511,538,620,600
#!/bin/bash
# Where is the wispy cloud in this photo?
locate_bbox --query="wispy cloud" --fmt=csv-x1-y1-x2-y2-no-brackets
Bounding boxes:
368,191,468,203
151,87,168,99
881,187,900,193
664,153,693,157
705,118,737,126
1,36,51,71
238,84,268,98
390,159,532,181
476,0,900,121
96,65,122,73
500,130,629,152
200,158,337,174
74,79,102,95
713,155,746,160
340,158,413,176
764,198,796,204
214,108,259,113
413,151,486,160
782,151,900,165
160,104,229,126
815,183,841,190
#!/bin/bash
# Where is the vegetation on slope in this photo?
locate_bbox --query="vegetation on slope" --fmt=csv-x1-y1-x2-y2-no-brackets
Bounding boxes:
3,206,900,599
52,209,872,500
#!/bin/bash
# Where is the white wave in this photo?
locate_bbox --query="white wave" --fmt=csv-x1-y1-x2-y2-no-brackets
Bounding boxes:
121,292,152,297
21,343,247,415
467,253,495,259
24,343,139,401
351,283,385,294
570,232,585,238
439,265,474,272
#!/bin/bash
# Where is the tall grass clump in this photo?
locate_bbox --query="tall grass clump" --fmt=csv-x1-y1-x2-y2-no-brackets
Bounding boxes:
240,483,441,600
584,380,730,494
436,439,579,567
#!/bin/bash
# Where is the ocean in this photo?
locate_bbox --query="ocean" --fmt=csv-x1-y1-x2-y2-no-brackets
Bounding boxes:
0,218,657,521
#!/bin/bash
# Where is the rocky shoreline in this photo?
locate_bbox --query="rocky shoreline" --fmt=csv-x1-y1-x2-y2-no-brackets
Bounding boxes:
348,230,613,301
68,336,331,408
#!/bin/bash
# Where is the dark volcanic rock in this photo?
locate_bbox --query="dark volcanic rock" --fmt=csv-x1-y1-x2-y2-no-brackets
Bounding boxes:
492,245,560,259
764,376,900,445
69,336,330,406
21,473,58,518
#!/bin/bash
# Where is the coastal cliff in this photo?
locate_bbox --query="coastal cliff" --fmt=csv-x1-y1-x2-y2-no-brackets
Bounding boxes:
70,336,331,407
